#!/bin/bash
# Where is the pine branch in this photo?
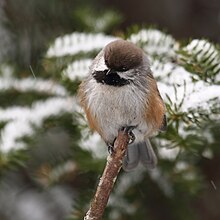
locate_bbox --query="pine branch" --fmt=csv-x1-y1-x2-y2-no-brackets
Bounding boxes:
84,129,130,220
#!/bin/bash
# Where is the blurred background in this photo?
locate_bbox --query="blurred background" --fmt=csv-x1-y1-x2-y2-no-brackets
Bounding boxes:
0,0,220,220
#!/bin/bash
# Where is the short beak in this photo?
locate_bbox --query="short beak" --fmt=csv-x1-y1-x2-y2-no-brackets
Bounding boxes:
106,69,116,75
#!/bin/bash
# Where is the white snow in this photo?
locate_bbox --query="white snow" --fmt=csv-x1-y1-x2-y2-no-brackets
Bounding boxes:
1,30,219,159
158,146,180,160
79,131,107,158
0,97,75,153
129,29,178,56
62,59,92,80
0,76,67,96
153,60,220,113
46,32,117,57
182,39,220,81
185,39,218,61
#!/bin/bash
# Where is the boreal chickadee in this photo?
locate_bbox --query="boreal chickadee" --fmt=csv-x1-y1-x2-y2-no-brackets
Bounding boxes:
78,39,166,171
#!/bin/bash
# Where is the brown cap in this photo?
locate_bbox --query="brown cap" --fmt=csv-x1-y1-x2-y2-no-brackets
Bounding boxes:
104,40,143,71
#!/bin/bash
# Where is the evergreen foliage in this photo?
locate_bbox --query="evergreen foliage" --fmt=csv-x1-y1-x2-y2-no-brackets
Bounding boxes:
0,4,220,219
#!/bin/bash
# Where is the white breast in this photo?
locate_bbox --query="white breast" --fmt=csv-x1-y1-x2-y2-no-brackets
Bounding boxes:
85,79,152,144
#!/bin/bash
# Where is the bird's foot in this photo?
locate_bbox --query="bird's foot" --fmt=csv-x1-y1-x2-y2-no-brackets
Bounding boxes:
120,126,136,144
107,126,136,154
107,142,115,154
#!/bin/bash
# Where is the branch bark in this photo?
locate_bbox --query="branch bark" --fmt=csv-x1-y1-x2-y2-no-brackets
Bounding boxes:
84,129,130,220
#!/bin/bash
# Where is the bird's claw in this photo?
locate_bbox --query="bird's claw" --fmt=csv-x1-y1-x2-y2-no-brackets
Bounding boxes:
128,130,135,144
107,126,136,154
120,126,136,145
107,143,115,154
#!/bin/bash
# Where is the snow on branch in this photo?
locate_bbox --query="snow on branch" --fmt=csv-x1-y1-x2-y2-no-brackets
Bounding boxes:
153,60,220,114
1,29,220,163
184,39,219,65
129,29,178,58
0,76,67,96
0,97,76,153
62,59,92,81
46,32,117,58
179,39,220,81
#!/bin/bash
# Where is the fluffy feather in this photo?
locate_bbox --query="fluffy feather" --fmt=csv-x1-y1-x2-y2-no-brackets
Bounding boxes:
78,39,166,171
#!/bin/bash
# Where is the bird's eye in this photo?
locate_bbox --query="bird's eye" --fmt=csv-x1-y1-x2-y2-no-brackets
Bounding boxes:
119,67,128,72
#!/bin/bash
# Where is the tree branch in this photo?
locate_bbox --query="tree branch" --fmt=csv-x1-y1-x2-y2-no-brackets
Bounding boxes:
84,129,130,220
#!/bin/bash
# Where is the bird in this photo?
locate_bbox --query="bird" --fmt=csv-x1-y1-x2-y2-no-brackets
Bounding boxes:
78,39,167,171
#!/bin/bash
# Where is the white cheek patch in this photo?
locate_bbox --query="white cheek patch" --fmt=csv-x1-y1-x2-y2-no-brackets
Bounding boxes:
117,70,135,81
94,55,108,71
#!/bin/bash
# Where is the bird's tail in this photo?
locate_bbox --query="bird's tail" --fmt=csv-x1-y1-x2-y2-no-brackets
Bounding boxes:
122,139,157,171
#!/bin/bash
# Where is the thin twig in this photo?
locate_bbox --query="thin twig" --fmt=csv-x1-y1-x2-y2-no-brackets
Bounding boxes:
29,65,36,79
84,129,130,220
